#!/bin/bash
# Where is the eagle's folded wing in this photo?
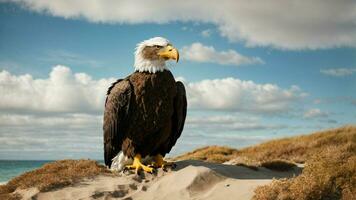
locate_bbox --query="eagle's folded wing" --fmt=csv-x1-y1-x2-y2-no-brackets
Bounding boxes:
103,79,132,167
168,81,187,151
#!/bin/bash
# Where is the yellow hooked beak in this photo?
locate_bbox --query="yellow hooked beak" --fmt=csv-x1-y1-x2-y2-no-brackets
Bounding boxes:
158,45,179,63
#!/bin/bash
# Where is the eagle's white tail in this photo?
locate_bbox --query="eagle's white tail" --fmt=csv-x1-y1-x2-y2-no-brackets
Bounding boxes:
110,151,154,171
110,151,133,171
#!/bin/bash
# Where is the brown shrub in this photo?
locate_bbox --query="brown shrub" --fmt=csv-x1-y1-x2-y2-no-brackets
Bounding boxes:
253,142,356,200
174,145,239,163
0,193,21,200
0,159,110,198
175,126,355,200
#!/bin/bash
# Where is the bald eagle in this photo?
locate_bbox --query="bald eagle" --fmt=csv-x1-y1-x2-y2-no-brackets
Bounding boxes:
103,37,187,173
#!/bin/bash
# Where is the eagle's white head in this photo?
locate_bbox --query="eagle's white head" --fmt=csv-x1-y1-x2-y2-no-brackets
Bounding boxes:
134,37,179,73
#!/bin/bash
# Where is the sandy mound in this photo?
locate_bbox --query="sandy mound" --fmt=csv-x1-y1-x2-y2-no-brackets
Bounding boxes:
14,160,301,200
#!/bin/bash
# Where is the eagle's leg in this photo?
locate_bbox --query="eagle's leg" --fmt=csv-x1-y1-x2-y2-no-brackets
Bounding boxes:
152,154,176,169
125,154,154,174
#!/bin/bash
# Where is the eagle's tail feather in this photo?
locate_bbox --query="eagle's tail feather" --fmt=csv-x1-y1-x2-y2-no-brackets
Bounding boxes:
110,151,133,171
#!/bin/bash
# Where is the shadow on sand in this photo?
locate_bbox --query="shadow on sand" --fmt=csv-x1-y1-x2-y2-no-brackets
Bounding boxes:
173,160,302,180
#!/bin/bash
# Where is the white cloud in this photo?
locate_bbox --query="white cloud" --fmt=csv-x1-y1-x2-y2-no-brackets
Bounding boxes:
186,115,286,131
0,65,115,113
182,77,306,113
303,108,328,118
1,66,305,116
0,113,101,128
0,65,341,160
181,43,264,66
0,66,331,159
320,68,356,77
0,125,103,159
8,0,356,49
0,66,116,159
201,29,212,37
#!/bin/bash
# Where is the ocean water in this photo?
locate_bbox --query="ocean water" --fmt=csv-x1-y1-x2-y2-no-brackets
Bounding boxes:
0,160,106,184
0,160,52,183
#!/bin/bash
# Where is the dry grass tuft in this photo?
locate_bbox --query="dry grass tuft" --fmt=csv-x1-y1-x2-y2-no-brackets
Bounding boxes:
253,142,356,200
0,192,21,200
175,126,355,199
174,145,239,163
0,160,110,199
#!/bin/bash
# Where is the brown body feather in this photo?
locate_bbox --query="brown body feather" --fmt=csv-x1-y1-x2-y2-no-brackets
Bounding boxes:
103,70,186,167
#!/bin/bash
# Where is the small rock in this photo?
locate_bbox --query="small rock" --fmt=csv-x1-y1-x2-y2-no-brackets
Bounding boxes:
129,184,138,190
141,186,147,191
132,175,142,183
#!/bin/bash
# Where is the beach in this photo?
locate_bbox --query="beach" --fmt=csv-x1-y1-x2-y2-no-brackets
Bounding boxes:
11,160,302,200
1,126,354,200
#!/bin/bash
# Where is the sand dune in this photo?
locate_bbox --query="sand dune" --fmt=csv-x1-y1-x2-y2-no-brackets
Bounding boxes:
15,160,301,200
2,126,353,200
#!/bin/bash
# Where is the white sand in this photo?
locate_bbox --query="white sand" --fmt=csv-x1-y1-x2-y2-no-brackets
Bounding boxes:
15,160,301,200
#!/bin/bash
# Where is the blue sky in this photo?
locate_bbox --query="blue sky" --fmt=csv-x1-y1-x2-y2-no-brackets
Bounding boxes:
0,1,355,160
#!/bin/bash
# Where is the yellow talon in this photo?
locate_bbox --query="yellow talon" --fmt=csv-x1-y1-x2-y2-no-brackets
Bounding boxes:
125,154,154,174
152,154,176,169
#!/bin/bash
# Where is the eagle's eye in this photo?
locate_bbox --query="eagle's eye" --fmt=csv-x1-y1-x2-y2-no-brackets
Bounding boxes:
153,45,162,49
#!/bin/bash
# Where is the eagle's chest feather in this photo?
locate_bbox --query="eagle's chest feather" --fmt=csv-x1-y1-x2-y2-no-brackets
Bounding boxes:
129,71,177,131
